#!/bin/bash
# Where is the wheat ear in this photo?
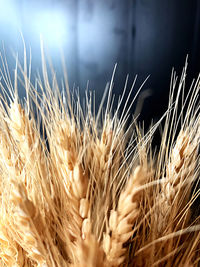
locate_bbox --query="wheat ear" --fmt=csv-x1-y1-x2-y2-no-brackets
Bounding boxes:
8,99,51,199
50,118,89,241
71,234,108,267
0,219,24,267
103,165,148,266
9,180,48,266
135,128,199,266
156,130,197,232
0,121,27,265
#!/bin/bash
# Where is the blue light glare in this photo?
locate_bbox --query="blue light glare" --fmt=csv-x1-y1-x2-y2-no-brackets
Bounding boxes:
0,0,19,26
33,10,67,47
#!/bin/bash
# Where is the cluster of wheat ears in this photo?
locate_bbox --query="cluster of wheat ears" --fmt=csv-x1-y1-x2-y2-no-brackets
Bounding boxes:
0,47,199,267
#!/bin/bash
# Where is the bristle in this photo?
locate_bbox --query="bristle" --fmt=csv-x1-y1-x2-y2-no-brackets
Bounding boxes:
0,47,199,266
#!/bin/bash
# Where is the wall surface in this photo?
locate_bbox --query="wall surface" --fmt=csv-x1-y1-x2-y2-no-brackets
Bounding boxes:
0,0,199,124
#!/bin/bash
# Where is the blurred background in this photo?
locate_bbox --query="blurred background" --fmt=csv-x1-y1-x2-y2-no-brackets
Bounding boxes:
0,0,200,127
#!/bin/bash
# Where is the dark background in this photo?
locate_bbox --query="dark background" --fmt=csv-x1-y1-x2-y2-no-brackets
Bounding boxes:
0,0,200,126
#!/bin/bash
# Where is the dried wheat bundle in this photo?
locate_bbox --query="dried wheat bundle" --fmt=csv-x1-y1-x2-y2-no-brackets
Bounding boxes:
0,48,199,267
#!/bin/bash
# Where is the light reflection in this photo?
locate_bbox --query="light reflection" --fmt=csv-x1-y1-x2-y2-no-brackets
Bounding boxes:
33,10,67,47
